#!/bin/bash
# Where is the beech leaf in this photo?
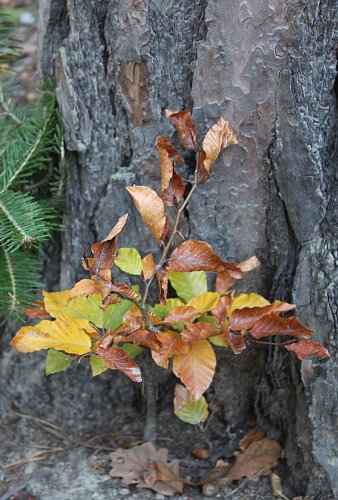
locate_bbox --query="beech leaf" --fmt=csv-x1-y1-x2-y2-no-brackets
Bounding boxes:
90,355,109,376
95,345,142,382
115,248,142,275
284,340,330,360
69,278,112,300
157,267,169,305
110,283,139,301
25,300,49,319
228,293,270,317
173,339,216,399
161,170,185,207
201,117,237,173
132,330,162,352
168,271,207,302
169,240,243,276
229,300,296,331
126,186,168,244
152,330,189,368
156,135,183,193
174,384,208,425
90,214,128,274
163,306,201,324
248,313,313,339
181,322,216,342
187,292,221,313
222,329,246,355
165,109,198,150
46,349,73,375
142,253,156,280
11,315,94,355
211,295,231,327
216,256,260,293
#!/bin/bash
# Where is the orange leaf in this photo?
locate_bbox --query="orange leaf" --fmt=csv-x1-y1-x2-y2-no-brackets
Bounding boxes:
142,253,156,280
284,340,330,360
25,300,49,319
215,256,260,293
173,339,216,399
156,135,183,193
222,329,246,355
132,330,162,352
163,306,200,324
239,429,265,451
126,186,168,244
211,296,231,327
110,283,138,301
169,239,243,276
95,345,142,382
69,278,112,300
152,330,189,368
248,313,313,339
165,109,198,150
91,214,128,273
229,301,296,331
201,118,237,173
181,322,216,342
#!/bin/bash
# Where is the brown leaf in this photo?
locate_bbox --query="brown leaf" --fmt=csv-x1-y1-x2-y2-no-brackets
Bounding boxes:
238,256,260,272
126,186,168,244
284,340,330,361
69,278,112,300
165,109,198,150
161,170,185,207
239,429,265,451
181,322,216,342
211,296,231,327
249,313,313,339
229,301,296,332
25,300,49,319
152,331,189,368
110,283,138,301
225,438,281,481
156,135,183,193
110,442,184,496
133,330,162,352
198,459,231,485
201,118,237,173
215,256,260,293
169,240,243,276
222,329,246,355
102,294,121,308
163,306,201,324
173,339,216,399
157,268,169,305
90,214,128,274
95,345,142,382
142,253,156,280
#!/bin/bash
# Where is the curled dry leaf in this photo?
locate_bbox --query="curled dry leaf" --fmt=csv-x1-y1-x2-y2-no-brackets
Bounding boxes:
229,301,296,331
110,442,184,496
161,170,185,207
133,330,162,352
211,295,231,326
142,253,156,280
152,331,189,368
68,278,112,300
173,339,216,399
238,255,260,272
181,322,216,342
222,329,246,355
215,256,260,293
90,214,128,274
25,300,49,319
165,109,198,150
126,186,168,244
156,135,183,193
249,313,313,339
95,345,142,382
110,283,139,301
224,438,281,482
157,267,169,305
163,305,201,324
169,239,243,277
284,340,330,361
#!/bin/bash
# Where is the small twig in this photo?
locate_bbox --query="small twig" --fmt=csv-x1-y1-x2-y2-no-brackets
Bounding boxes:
12,411,70,435
0,82,22,125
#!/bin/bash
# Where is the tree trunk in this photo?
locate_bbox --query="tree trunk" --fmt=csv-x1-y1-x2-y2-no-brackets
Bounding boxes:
1,1,336,497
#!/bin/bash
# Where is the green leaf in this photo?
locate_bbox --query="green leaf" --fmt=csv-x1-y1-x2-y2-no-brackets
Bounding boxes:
153,298,184,319
209,335,227,347
115,248,142,275
46,348,73,375
103,299,134,330
174,384,209,425
121,343,143,358
90,355,109,376
168,271,207,302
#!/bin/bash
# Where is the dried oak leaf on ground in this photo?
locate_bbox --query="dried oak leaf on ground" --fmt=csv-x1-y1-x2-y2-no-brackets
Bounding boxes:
110,442,184,496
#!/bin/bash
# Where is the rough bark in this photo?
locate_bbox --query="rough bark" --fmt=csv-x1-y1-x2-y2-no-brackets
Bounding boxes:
0,1,336,497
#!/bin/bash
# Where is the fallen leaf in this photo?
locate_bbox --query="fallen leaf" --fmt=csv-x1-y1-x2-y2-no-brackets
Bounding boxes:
127,186,168,244
163,306,201,324
173,339,216,399
224,438,281,481
142,253,156,280
249,314,313,339
229,301,296,331
240,429,265,451
165,109,198,150
181,322,216,342
169,240,243,277
11,315,94,355
95,345,142,382
174,384,208,425
284,340,330,360
110,442,184,496
271,473,289,500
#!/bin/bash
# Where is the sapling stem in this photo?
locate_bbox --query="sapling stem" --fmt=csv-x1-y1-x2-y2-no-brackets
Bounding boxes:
142,350,157,443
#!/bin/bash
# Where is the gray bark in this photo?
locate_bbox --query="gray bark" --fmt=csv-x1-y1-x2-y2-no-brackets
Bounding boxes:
0,0,336,497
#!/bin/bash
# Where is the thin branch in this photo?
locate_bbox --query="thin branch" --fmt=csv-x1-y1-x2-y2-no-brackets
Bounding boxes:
0,81,22,125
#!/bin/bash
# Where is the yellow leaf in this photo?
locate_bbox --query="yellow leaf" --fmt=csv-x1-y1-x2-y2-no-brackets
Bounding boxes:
173,340,216,399
187,292,221,313
228,293,270,317
11,315,93,355
43,289,70,317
